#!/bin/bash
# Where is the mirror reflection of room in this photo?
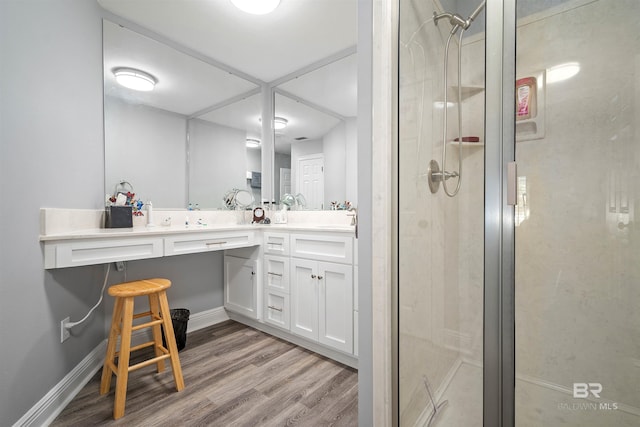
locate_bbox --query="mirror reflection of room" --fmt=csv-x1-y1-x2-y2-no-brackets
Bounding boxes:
103,20,262,209
103,10,357,211
274,53,358,211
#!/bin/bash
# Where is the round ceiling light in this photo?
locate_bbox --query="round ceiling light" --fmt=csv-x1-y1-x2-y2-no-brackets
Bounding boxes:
546,62,580,84
231,0,280,15
246,138,261,148
113,67,157,91
274,117,288,130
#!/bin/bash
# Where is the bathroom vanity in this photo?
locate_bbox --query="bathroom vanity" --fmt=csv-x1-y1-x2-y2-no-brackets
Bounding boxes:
39,208,358,367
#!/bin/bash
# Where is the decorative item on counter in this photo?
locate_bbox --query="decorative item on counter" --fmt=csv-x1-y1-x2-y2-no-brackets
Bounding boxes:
330,201,353,211
280,193,307,210
252,207,265,224
162,217,172,227
273,205,288,224
105,180,145,228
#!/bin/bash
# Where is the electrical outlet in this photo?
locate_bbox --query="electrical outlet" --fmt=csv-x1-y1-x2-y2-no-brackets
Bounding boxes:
60,317,70,343
115,261,125,272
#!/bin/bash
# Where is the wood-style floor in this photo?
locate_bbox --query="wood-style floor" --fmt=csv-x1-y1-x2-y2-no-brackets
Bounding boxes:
52,320,358,427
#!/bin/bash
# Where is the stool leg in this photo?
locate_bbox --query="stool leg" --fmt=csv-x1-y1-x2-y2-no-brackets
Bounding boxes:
100,297,123,395
113,296,134,420
148,293,166,373
158,291,185,391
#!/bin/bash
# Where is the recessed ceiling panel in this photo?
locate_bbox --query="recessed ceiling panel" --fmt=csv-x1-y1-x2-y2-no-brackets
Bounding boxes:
103,20,258,116
197,93,263,138
274,93,341,153
278,54,358,117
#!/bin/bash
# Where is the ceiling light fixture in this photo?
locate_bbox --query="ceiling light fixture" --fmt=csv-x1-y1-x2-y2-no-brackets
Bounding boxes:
231,0,280,15
113,67,157,91
274,117,288,130
546,62,580,84
246,138,261,148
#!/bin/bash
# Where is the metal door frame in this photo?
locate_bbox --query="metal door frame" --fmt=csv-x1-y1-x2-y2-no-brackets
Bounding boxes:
484,0,516,426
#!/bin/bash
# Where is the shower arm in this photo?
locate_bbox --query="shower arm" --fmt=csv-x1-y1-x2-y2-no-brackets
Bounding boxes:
433,0,485,32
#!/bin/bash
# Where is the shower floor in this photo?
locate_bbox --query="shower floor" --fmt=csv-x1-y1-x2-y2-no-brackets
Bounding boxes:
410,361,640,427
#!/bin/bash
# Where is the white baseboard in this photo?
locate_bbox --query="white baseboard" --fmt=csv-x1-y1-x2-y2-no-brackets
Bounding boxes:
13,341,107,427
226,312,359,369
13,307,229,427
187,306,229,333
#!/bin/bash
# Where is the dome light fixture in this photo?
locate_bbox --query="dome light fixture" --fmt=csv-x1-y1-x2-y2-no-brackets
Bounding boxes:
113,67,157,91
246,138,261,148
274,116,288,130
231,0,280,15
546,62,580,84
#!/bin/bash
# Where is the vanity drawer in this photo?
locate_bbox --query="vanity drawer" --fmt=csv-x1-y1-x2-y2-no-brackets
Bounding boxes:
44,237,163,269
164,231,255,256
290,233,353,264
263,232,290,256
263,289,290,331
264,255,290,293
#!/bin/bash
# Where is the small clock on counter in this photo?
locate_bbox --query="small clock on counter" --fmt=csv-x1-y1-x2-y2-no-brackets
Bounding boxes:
252,207,265,223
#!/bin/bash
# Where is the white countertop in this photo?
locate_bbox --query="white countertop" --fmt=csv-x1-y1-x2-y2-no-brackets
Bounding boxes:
39,223,355,241
39,208,356,241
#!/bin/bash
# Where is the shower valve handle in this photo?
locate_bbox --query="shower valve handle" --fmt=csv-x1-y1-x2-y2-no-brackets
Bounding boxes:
431,170,459,182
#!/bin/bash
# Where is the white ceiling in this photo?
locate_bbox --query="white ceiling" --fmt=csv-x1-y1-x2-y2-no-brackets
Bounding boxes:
99,0,357,154
98,0,358,83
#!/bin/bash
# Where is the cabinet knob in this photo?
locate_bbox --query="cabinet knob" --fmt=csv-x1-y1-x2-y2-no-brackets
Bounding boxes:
318,275,323,280
311,274,317,279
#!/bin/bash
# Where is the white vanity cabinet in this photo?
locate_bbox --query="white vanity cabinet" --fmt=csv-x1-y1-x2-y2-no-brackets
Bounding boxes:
224,255,259,320
263,232,291,330
290,233,354,354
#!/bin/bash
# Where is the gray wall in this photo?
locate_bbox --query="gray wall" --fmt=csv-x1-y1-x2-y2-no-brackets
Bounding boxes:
0,1,223,425
189,118,247,209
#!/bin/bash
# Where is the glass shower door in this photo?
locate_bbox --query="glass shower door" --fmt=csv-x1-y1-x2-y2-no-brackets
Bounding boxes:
398,0,486,425
513,0,640,425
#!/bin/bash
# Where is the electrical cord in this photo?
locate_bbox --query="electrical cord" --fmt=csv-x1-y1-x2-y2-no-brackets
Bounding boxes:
65,263,111,329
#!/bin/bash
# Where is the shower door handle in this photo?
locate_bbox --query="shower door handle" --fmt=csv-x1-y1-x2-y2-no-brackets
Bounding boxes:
507,161,517,206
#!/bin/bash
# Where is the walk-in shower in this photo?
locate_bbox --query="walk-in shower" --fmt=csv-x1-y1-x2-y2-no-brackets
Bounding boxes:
427,1,485,197
397,0,640,426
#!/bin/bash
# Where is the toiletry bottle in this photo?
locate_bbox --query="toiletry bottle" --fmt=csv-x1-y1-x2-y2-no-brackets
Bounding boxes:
146,201,155,227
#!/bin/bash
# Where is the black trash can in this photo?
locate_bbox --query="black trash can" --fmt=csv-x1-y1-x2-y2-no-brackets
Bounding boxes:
162,308,190,352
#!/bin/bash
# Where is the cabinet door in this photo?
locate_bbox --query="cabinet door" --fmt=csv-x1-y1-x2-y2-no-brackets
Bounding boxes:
318,261,353,353
264,255,289,293
290,258,318,341
224,256,258,319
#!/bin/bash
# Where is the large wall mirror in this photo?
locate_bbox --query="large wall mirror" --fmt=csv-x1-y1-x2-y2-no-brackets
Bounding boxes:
100,0,357,210
273,52,358,210
103,20,262,209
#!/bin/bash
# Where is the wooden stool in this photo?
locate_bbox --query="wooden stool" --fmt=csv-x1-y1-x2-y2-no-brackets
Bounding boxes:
100,278,185,419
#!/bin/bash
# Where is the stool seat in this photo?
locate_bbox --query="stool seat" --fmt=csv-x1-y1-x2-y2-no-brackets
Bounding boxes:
107,278,171,297
100,277,184,419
